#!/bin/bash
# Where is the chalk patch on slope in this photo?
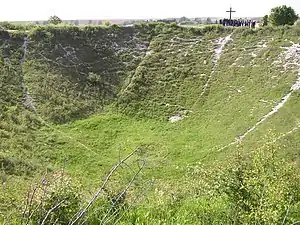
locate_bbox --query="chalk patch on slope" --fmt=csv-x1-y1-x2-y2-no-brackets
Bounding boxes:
239,92,292,141
256,40,268,49
171,34,232,123
203,34,232,94
257,124,300,151
169,116,183,123
213,35,232,64
238,43,300,140
291,76,300,91
168,110,192,123
20,37,28,91
191,34,232,110
231,40,268,68
18,37,35,111
22,38,37,111
217,42,300,151
121,40,152,95
146,50,153,56
251,52,257,57
167,36,204,123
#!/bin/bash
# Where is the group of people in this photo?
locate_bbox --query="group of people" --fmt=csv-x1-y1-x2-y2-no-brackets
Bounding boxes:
219,19,257,28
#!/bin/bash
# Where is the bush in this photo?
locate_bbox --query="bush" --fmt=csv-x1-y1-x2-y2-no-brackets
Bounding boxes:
0,156,36,176
186,140,300,224
210,145,300,224
48,15,62,25
26,170,82,224
294,20,300,35
263,15,269,26
0,22,16,30
104,20,111,26
269,5,298,26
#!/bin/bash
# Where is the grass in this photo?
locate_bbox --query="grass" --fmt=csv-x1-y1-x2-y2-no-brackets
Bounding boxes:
1,23,300,223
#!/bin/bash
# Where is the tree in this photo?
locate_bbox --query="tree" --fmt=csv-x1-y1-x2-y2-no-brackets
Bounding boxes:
48,15,62,25
0,21,16,30
195,18,202,24
179,17,189,23
262,15,268,26
206,17,212,24
269,5,298,26
104,20,111,26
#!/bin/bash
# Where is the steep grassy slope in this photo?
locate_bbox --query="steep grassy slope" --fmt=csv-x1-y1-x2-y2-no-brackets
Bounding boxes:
117,27,231,119
1,24,300,223
23,25,155,123
202,27,300,157
0,29,41,173
0,30,45,220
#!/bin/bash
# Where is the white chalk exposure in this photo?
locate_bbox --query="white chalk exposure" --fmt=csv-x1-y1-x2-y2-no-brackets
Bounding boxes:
292,77,300,91
169,116,184,123
170,34,232,123
20,37,28,91
239,92,292,140
206,35,232,93
239,43,300,138
218,42,300,151
191,34,232,109
213,35,232,64
21,37,36,111
169,110,192,123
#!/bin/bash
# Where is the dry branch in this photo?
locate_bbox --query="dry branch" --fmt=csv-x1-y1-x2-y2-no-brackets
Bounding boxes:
100,161,145,224
70,148,141,225
41,200,64,225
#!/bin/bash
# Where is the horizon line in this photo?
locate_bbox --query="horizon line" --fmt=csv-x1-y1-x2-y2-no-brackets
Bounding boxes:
3,16,263,22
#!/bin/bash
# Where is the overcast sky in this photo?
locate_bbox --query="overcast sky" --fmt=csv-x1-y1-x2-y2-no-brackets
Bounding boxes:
1,0,300,21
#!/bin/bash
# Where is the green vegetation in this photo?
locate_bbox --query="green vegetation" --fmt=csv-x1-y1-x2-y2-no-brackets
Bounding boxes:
0,21,36,31
269,5,299,26
1,21,300,224
263,15,269,26
48,15,63,25
104,20,111,26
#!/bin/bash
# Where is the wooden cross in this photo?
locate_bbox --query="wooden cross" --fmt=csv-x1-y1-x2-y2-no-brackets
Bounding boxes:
226,6,236,19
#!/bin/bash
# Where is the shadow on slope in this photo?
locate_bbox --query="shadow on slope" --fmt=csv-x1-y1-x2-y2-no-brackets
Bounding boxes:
24,24,156,123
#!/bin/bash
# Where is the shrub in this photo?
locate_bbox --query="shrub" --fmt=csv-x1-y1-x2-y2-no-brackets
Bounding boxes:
26,170,82,224
0,22,16,30
269,5,298,26
0,156,36,176
294,20,300,35
263,15,269,26
104,20,111,26
211,145,300,224
48,15,62,25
